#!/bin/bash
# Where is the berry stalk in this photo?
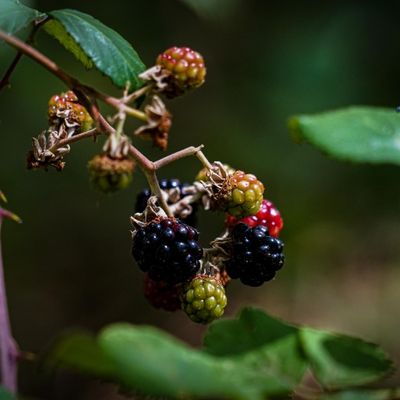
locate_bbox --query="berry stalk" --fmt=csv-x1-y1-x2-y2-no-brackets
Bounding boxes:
0,217,18,394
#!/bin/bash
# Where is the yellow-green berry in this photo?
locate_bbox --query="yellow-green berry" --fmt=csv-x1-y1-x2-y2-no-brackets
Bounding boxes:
181,275,227,324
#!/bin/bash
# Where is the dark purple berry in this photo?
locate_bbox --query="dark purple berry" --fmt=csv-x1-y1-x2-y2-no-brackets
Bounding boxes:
132,218,202,284
225,223,284,287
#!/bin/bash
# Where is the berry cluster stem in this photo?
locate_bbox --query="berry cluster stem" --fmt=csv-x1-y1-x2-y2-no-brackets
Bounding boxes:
0,217,18,394
0,29,210,217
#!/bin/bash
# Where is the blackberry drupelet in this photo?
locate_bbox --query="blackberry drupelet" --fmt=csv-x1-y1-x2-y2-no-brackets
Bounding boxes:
226,223,284,287
226,199,283,237
181,275,227,324
132,218,203,284
135,178,197,226
143,274,181,312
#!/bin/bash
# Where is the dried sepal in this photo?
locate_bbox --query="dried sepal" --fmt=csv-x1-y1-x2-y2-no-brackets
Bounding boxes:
103,133,131,159
130,196,168,233
134,95,172,151
27,127,71,171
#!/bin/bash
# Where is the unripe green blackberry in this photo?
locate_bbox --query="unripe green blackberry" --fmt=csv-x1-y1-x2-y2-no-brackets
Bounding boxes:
88,154,135,194
211,170,264,218
156,47,206,97
181,275,227,324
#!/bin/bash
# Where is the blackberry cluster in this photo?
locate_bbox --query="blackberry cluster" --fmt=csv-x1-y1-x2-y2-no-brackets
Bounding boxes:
135,178,197,226
226,223,284,287
132,218,202,284
143,274,181,312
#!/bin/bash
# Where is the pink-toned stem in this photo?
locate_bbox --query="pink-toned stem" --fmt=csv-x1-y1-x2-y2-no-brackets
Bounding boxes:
153,145,204,169
0,218,17,394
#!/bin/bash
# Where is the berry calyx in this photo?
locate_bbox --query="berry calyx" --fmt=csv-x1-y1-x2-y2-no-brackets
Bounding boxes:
226,199,283,237
88,154,135,194
143,274,181,312
195,163,235,182
48,90,93,132
132,218,203,284
225,223,284,287
135,178,197,226
156,47,206,97
181,275,227,324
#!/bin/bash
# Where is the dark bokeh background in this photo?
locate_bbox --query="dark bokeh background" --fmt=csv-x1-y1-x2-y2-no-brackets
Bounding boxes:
1,0,400,398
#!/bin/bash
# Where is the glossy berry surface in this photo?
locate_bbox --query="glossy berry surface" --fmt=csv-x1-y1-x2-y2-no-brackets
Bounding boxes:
226,223,284,287
226,199,283,237
181,275,227,324
156,47,206,96
88,154,134,194
135,178,197,226
225,171,264,218
143,274,181,312
132,218,202,284
48,90,93,132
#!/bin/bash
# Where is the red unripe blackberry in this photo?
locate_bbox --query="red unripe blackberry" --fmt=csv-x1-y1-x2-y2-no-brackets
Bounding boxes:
226,199,283,237
132,218,203,284
181,275,227,324
226,223,284,287
156,47,206,97
143,274,181,312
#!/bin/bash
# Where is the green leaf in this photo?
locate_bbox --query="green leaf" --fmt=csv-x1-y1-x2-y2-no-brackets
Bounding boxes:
98,324,265,400
300,327,393,389
0,0,44,34
320,389,400,400
45,331,116,378
44,9,146,89
0,387,15,400
289,106,400,165
204,307,307,394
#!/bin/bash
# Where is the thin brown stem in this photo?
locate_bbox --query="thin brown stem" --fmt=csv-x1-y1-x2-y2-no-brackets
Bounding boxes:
48,129,98,153
195,150,213,169
144,170,173,217
154,145,204,169
123,84,152,104
0,18,47,92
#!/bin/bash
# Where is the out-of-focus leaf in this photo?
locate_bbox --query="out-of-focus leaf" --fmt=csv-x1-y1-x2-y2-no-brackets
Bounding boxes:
204,307,307,395
0,387,15,400
44,9,146,89
0,0,44,34
98,323,266,400
300,327,393,389
320,388,400,400
46,331,116,378
289,106,400,165
179,0,241,21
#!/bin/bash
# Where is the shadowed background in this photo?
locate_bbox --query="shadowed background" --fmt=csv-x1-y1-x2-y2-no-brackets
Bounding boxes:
1,0,400,398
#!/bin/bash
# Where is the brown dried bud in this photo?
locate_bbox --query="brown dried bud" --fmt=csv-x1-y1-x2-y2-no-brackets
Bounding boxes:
134,96,172,151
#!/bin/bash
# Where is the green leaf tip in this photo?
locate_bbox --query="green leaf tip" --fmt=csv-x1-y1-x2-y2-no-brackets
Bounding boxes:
288,106,400,165
45,9,146,89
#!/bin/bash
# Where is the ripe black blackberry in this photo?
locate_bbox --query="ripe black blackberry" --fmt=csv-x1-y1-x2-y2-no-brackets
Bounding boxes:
135,178,197,226
225,223,284,287
132,218,203,284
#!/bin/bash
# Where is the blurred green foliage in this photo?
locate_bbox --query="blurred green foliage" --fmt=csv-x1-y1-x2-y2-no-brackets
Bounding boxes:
1,0,400,398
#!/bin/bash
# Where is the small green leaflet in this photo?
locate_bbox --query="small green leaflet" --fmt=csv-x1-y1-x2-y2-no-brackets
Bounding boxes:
44,9,146,89
289,106,400,165
0,0,44,34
